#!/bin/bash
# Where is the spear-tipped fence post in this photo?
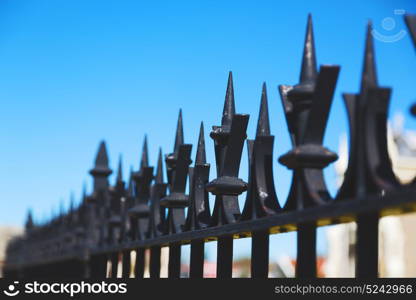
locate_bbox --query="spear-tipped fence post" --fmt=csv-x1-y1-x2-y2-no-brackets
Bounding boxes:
88,141,112,278
242,83,281,278
147,148,168,278
278,15,340,278
127,137,154,278
160,110,192,278
336,22,399,278
184,122,210,278
206,72,249,278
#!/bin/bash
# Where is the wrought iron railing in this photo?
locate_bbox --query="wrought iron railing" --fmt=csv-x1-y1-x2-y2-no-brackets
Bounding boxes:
4,14,416,279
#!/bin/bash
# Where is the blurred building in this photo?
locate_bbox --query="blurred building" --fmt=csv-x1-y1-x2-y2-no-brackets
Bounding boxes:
0,226,23,277
325,114,416,277
177,257,297,278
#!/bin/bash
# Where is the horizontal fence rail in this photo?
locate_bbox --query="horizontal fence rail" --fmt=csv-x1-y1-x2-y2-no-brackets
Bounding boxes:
4,14,416,279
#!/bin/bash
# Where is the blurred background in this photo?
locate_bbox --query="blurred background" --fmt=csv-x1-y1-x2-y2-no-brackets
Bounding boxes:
1,0,416,277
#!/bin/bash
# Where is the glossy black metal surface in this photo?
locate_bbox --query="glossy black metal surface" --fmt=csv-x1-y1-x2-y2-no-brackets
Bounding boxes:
278,15,339,277
4,14,416,280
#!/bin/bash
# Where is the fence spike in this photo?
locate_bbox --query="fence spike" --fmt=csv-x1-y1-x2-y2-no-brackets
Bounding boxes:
278,16,339,210
160,111,192,233
278,15,340,278
93,141,110,171
127,167,135,198
300,14,317,85
69,191,75,213
160,113,192,278
222,71,236,127
25,209,34,231
120,167,135,243
116,154,123,183
160,110,192,234
336,21,400,279
89,141,112,193
185,133,211,277
256,82,271,137
128,136,154,241
87,141,113,249
155,148,164,184
7,14,416,280
207,72,249,227
140,135,149,168
405,14,416,47
81,182,87,202
360,21,378,94
174,110,184,154
195,122,207,164
185,122,211,231
147,148,168,239
107,155,125,246
166,110,189,185
242,83,280,221
147,153,165,277
337,21,399,201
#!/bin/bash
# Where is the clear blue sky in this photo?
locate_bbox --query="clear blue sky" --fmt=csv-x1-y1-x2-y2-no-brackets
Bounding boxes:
1,0,415,261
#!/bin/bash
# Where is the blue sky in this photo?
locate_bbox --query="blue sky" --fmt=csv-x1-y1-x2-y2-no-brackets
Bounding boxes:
1,0,415,261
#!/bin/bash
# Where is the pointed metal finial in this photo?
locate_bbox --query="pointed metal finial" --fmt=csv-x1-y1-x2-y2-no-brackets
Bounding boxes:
256,82,271,137
360,21,378,93
59,199,66,217
127,166,135,197
405,14,416,47
82,182,87,201
221,71,236,126
173,110,184,153
90,140,112,177
95,140,109,168
26,209,34,229
69,191,75,212
140,136,149,168
207,72,249,226
117,154,123,182
196,122,207,164
300,14,317,84
155,148,164,184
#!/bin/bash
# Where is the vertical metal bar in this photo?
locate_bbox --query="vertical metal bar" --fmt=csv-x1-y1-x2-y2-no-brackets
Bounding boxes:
251,230,269,278
89,254,108,278
216,235,233,278
59,261,67,279
35,265,39,278
149,246,161,278
296,222,316,278
68,259,86,279
356,213,379,278
135,248,145,278
24,267,30,278
72,260,82,279
81,259,89,278
189,239,204,278
122,250,131,278
168,243,181,278
110,252,118,278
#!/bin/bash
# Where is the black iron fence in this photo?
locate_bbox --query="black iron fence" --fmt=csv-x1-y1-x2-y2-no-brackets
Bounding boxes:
4,14,416,279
